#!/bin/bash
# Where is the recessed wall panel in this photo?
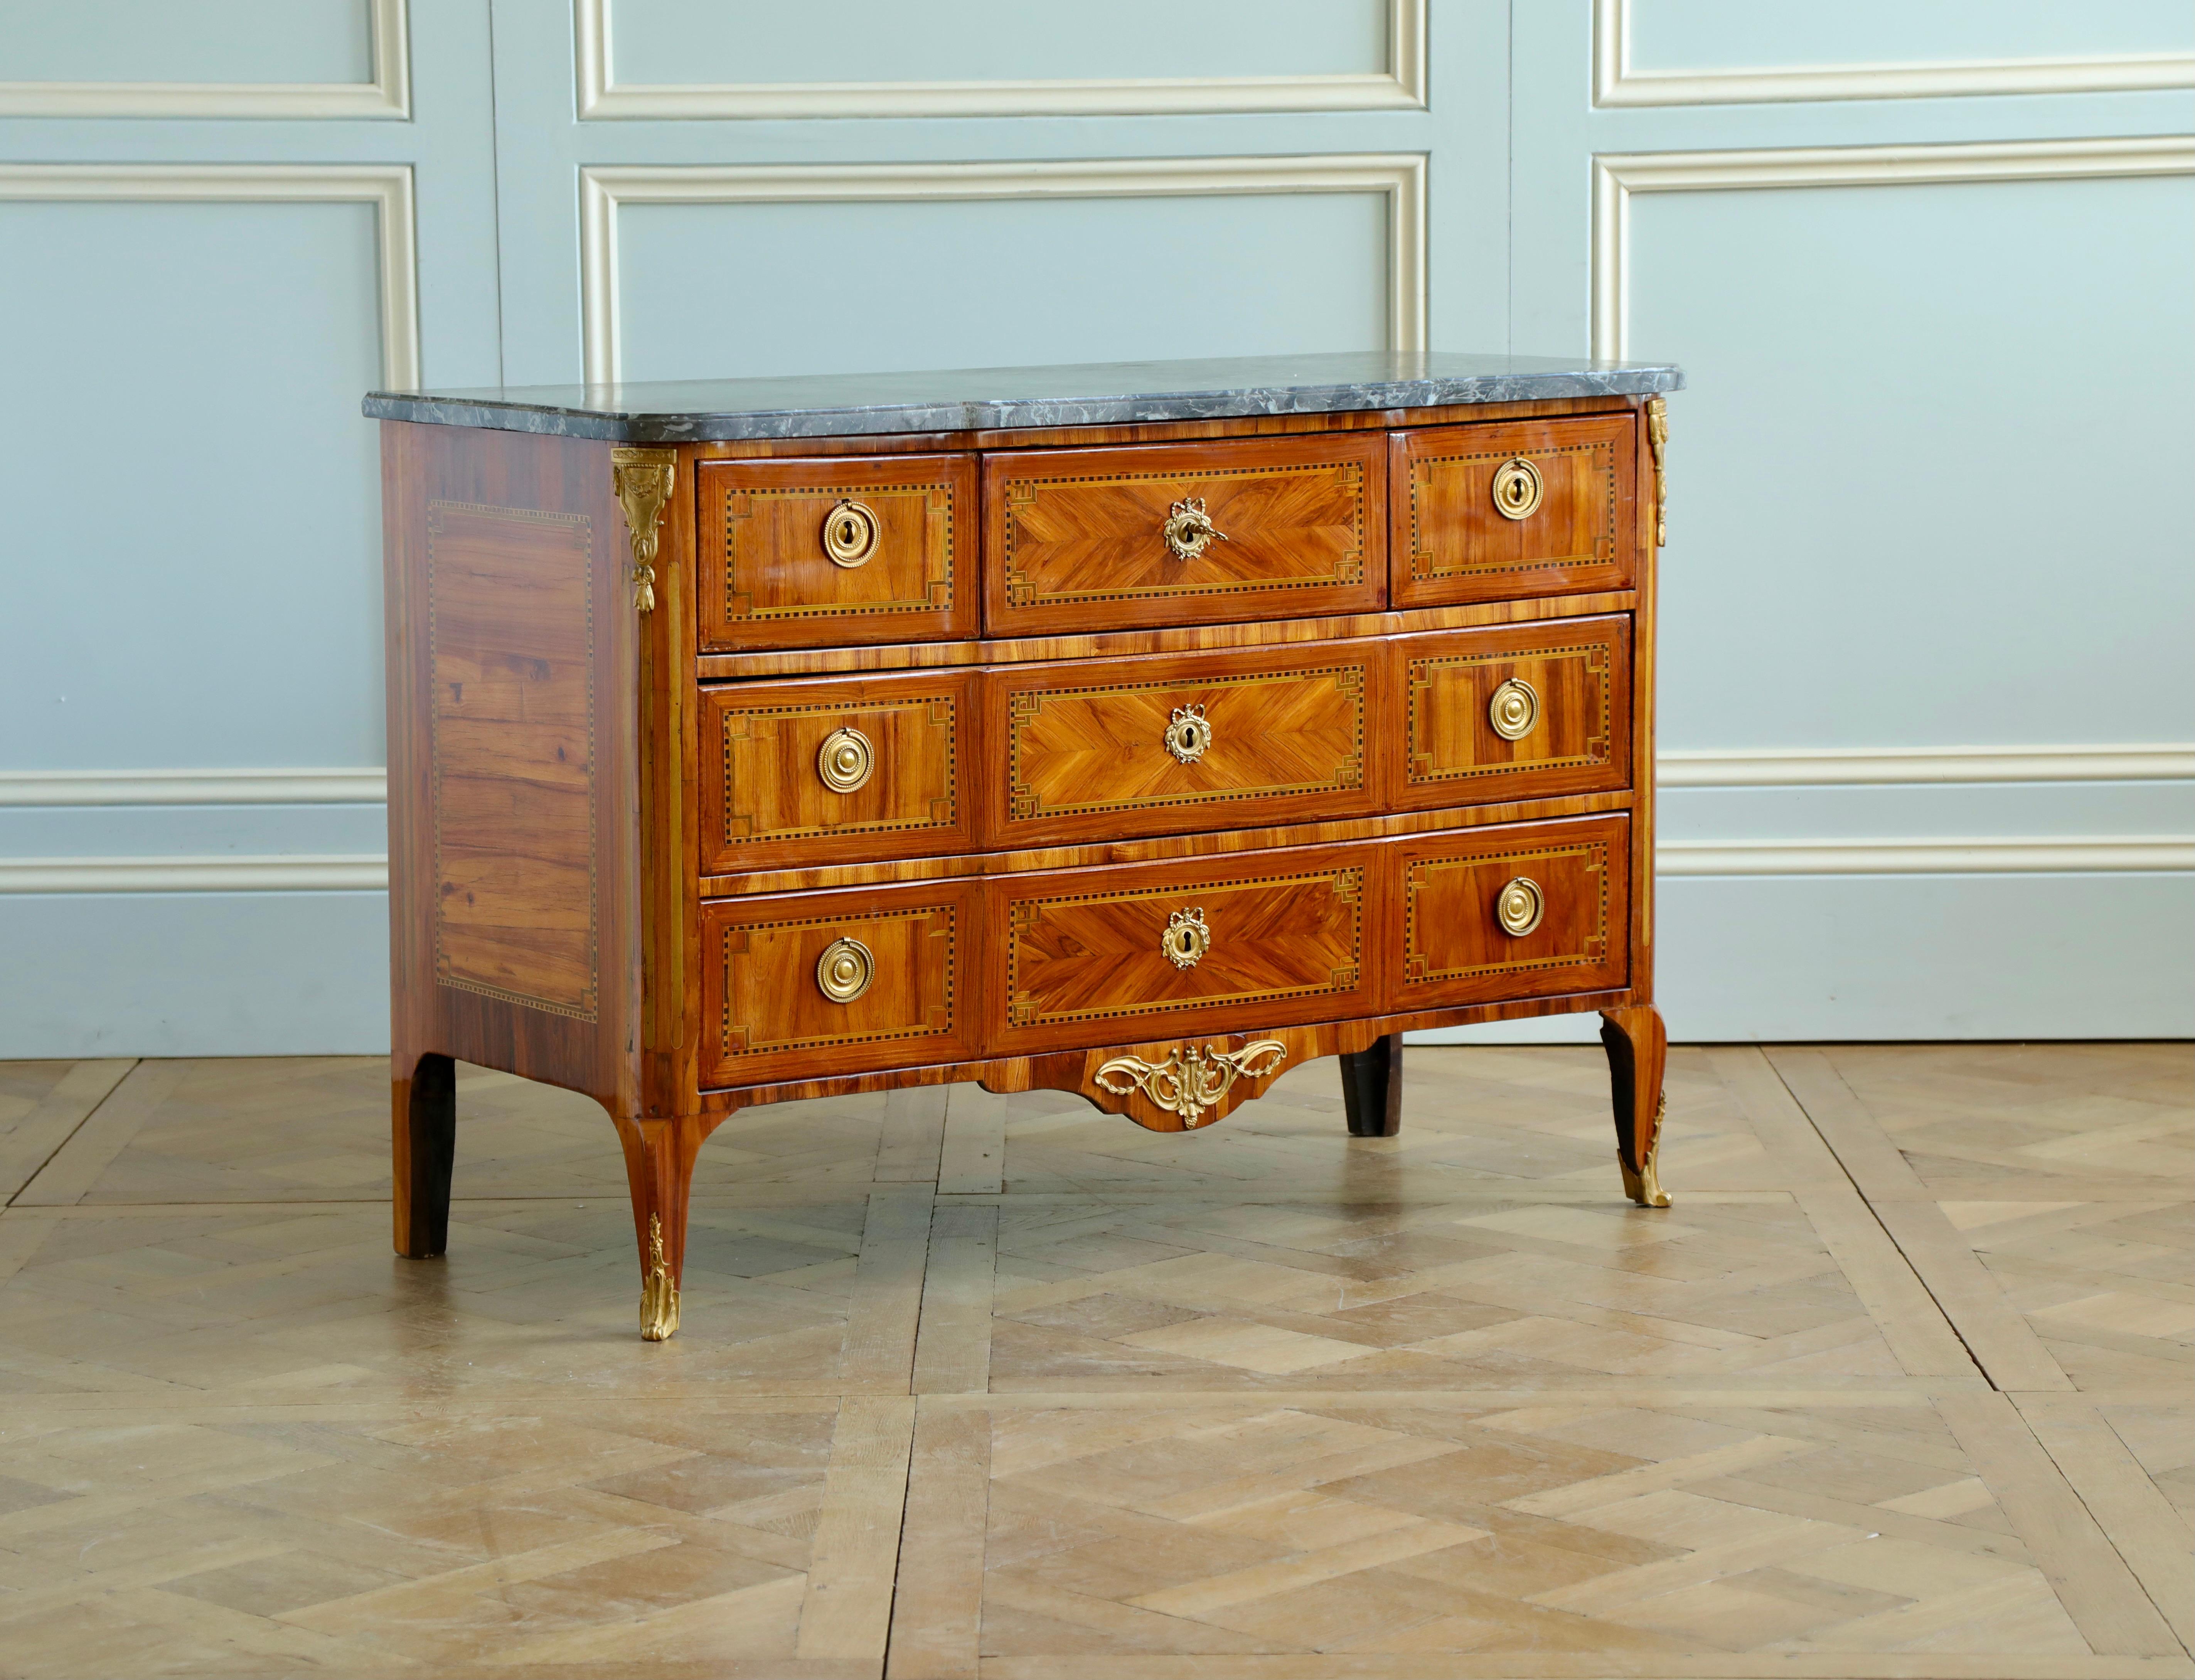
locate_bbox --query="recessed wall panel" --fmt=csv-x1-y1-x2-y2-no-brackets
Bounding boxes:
1,0,373,83
616,192,1388,381
1627,173,2195,750
608,0,1387,86
1624,0,2193,73
0,200,386,770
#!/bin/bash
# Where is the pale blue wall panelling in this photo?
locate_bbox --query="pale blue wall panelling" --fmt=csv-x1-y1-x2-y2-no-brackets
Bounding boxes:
2,0,2189,1053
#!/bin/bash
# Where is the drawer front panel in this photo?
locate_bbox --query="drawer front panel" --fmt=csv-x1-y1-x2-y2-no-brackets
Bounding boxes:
992,645,1375,848
1391,415,1636,608
1393,616,1632,809
699,671,978,875
701,880,981,1087
984,434,1386,636
697,453,978,650
991,847,1374,1055
1392,817,1629,1009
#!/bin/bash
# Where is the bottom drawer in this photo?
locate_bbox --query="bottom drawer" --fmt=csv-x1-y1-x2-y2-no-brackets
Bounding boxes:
1393,815,1629,1009
700,878,983,1087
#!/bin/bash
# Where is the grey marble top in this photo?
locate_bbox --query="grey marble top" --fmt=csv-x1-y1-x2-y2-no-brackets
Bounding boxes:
362,352,1683,443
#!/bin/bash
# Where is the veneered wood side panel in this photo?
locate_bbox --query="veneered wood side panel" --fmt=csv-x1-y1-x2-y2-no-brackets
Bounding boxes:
700,878,982,1087
984,433,1386,636
697,669,979,874
382,421,638,1116
987,642,1375,849
1391,615,1632,810
1391,415,1637,607
989,845,1380,1057
696,452,978,650
1391,815,1630,1011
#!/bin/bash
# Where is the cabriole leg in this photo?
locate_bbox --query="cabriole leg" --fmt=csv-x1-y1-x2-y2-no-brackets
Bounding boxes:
613,1114,713,1341
393,1051,456,1257
1338,1035,1403,1137
1599,1004,1671,1208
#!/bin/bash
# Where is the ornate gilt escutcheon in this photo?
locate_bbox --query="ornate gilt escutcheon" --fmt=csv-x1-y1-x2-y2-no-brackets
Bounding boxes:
640,1212,680,1340
1094,1039,1287,1128
1619,1092,1672,1208
1490,456,1544,521
822,499,880,568
1164,703,1213,765
1646,395,1669,548
1161,496,1229,561
1161,907,1211,970
611,445,676,613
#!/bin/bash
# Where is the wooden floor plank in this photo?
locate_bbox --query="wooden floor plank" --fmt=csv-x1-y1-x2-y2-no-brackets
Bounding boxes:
0,1057,135,1203
878,1085,951,1185
12,1057,177,1206
939,1085,1007,1196
799,1395,919,1662
888,1404,992,1680
915,1203,1000,1395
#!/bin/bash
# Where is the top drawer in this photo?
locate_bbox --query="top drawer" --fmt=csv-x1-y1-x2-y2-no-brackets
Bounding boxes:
696,453,979,650
1391,414,1637,608
982,434,1386,637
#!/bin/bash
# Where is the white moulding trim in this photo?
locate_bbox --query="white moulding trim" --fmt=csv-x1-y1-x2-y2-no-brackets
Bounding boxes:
1659,744,2195,787
0,0,410,119
1658,837,2195,876
1591,136,2195,361
579,155,1427,385
0,856,387,895
575,0,1425,120
1593,0,2195,106
7,836,2187,895
0,163,419,388
0,769,389,807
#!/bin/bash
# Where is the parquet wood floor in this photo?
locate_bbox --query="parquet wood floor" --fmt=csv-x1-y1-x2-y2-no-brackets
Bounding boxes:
0,1045,2185,1680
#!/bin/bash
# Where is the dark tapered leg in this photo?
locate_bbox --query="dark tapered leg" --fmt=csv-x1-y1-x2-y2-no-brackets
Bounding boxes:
393,1051,456,1257
1599,1004,1671,1207
1339,1035,1403,1137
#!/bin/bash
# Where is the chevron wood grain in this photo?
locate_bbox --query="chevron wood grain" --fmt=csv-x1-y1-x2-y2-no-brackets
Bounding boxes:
0,1043,2184,1678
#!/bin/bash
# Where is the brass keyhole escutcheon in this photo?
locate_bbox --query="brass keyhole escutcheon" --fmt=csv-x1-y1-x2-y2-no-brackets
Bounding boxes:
822,499,879,568
1487,677,1540,741
1164,704,1213,765
1495,876,1545,938
1161,496,1229,561
816,936,875,1004
816,726,876,794
1491,457,1544,521
1162,907,1211,970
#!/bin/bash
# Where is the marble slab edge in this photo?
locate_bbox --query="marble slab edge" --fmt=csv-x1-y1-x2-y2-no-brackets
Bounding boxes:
363,369,1685,443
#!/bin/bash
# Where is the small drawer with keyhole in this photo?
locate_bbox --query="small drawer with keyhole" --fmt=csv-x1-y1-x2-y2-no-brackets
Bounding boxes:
698,670,980,878
1389,615,1632,811
1390,413,1639,608
696,452,979,650
1390,815,1630,1010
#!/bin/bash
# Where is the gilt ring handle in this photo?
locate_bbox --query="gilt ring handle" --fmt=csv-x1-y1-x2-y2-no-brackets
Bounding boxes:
1494,877,1545,938
1487,677,1540,741
817,726,876,794
822,499,880,568
816,937,875,1004
1491,458,1544,521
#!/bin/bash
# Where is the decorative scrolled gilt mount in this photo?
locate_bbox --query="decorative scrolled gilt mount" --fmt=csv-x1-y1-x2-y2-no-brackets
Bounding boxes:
610,446,677,613
639,1212,679,1340
1491,457,1544,521
1646,395,1669,548
1495,876,1545,938
1164,703,1213,765
816,936,875,1003
1161,907,1211,970
1161,496,1229,561
822,499,880,568
1619,1092,1672,1207
1487,676,1540,741
816,725,876,793
1095,1039,1287,1129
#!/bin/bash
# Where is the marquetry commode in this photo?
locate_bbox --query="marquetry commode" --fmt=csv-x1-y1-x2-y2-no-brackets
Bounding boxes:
366,352,1683,1340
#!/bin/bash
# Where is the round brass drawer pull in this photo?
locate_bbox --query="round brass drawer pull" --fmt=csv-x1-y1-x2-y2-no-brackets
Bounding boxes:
1491,457,1544,521
1164,704,1213,765
1494,876,1545,938
1487,677,1540,741
816,936,875,1004
816,725,876,793
822,499,880,568
1162,907,1211,970
1162,496,1229,561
